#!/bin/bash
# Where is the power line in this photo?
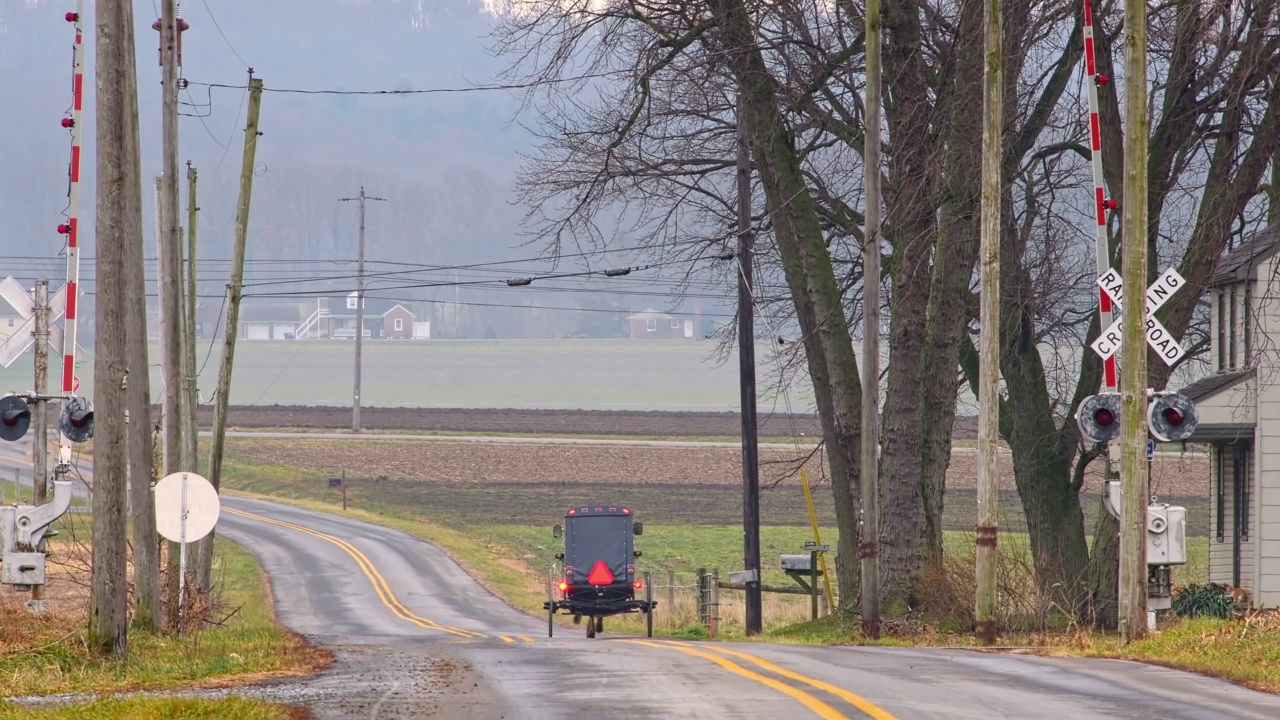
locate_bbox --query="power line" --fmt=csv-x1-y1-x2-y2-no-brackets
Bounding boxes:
199,0,251,69
185,70,624,97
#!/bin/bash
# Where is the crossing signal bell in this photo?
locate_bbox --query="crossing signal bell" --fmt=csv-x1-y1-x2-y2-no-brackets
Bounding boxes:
1148,393,1199,443
1077,393,1121,444
0,395,31,442
58,396,93,443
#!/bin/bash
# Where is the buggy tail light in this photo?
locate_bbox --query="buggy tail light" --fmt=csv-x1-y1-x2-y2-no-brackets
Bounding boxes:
557,581,569,593
634,579,643,590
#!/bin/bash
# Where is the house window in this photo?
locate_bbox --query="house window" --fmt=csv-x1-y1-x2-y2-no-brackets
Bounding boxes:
5,319,12,328
645,319,657,332
347,294,359,310
394,318,403,331
1217,291,1226,371
1229,287,1238,368
670,318,680,329
1243,282,1252,364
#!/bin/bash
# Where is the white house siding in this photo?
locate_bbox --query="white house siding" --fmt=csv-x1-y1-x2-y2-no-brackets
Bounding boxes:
1252,254,1280,606
1209,444,1256,597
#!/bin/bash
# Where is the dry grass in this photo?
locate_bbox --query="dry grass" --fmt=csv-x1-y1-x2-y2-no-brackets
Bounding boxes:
0,697,307,720
0,528,331,697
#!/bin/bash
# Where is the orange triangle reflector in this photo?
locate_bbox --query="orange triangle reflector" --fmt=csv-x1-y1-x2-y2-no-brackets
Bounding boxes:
586,560,614,585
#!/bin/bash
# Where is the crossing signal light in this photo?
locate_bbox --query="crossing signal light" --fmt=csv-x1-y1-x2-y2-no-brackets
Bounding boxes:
1076,393,1121,444
59,396,93,443
0,395,31,442
1148,393,1198,443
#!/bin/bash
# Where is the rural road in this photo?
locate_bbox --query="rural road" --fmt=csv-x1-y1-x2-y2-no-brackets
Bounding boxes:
215,495,1278,719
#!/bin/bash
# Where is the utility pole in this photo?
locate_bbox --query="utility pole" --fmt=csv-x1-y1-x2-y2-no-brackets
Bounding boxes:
123,39,159,630
185,163,199,466
339,187,385,432
30,280,49,608
32,280,49,507
859,0,883,641
207,72,263,509
974,0,1003,647
735,94,762,637
1119,0,1149,644
89,0,135,658
156,0,183,479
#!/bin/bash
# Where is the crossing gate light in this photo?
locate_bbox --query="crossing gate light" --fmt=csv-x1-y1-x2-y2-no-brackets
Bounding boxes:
1077,393,1121,444
58,396,93,443
0,395,31,442
1148,393,1199,443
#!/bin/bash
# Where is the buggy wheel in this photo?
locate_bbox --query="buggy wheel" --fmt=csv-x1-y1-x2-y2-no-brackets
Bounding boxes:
586,619,596,639
646,605,653,638
594,617,604,635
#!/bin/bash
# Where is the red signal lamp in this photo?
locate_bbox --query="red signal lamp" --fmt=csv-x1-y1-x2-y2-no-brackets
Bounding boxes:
57,223,71,235
1094,408,1115,427
61,117,74,128
65,12,78,22
1102,198,1118,210
1162,407,1184,426
1095,74,1109,86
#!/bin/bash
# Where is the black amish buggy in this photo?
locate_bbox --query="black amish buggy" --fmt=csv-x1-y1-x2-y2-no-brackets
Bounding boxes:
544,504,656,638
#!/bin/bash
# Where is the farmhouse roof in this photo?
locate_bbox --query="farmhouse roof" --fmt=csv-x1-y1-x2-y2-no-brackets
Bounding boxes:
1210,223,1280,287
1179,367,1256,402
239,302,308,323
381,303,415,319
626,308,672,320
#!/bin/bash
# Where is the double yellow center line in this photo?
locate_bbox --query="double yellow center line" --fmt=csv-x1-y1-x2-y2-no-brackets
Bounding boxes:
229,506,894,718
626,640,897,720
225,507,482,639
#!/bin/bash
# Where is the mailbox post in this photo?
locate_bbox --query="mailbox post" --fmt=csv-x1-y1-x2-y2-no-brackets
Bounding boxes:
781,543,828,621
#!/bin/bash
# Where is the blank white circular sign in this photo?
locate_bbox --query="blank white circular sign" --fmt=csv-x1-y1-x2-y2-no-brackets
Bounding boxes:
153,472,221,543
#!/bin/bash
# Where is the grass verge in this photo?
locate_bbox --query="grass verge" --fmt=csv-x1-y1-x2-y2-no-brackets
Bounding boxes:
0,697,307,720
0,537,331,697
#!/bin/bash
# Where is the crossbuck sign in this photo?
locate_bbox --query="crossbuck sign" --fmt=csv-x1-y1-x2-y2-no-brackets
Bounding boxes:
1090,267,1186,366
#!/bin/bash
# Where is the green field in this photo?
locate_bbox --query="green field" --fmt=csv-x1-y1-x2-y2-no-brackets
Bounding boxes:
0,339,814,412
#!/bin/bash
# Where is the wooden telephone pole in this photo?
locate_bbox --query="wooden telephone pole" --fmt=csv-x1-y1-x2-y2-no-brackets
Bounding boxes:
339,187,385,432
89,0,138,658
860,0,883,640
974,0,1003,646
184,163,199,467
734,94,762,637
207,73,263,516
1119,0,1150,644
32,281,49,507
157,0,183,477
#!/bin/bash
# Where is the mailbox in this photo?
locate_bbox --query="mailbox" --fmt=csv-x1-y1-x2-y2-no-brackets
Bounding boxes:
327,476,343,488
780,554,813,572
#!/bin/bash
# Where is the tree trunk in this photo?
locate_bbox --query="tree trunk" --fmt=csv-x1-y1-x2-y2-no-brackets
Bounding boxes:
708,0,865,610
1086,497,1119,629
120,0,159,634
918,0,987,583
877,0,936,613
88,0,133,658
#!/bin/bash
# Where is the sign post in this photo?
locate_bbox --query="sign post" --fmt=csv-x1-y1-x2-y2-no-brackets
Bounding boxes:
154,471,221,633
